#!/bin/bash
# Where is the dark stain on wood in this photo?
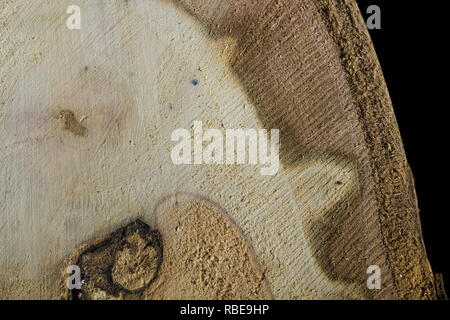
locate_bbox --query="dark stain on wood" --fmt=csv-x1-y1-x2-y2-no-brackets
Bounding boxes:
55,110,87,137
68,219,163,300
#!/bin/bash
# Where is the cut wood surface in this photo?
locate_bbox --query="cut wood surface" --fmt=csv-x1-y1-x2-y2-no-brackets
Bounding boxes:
0,0,436,299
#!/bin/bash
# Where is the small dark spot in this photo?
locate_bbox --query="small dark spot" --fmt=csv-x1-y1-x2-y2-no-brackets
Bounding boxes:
54,110,87,137
190,78,199,86
84,66,88,71
336,181,343,185
168,104,174,110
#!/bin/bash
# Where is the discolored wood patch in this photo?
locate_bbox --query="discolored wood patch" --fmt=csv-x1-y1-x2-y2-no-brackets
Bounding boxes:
68,220,162,300
151,198,272,300
63,198,271,300
54,110,87,137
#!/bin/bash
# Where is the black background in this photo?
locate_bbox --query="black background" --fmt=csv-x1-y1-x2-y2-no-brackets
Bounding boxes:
355,0,449,292
0,300,447,317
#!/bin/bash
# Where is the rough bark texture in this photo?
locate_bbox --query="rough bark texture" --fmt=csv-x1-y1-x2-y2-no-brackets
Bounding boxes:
314,0,436,299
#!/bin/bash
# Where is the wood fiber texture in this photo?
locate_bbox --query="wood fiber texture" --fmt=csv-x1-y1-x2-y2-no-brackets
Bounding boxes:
0,0,435,299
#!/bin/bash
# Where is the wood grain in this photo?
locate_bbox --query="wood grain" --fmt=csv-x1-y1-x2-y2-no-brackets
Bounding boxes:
0,0,435,299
